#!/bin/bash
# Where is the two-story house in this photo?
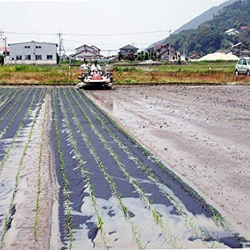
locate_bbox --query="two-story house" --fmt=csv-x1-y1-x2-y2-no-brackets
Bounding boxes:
73,44,101,60
154,44,178,61
8,41,58,65
119,44,139,60
232,42,250,57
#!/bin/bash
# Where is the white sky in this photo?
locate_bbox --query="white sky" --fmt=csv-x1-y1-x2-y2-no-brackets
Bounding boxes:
0,0,229,56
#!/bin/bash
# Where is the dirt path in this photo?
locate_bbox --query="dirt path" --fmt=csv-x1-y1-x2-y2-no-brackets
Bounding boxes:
85,85,250,239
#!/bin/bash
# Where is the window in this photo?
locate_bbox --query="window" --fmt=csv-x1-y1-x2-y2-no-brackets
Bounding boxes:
36,46,42,49
47,55,53,60
25,46,31,49
36,55,42,60
25,55,31,60
16,55,22,60
238,59,244,65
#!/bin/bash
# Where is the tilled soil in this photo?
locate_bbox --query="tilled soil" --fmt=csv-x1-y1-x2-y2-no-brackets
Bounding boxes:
85,85,250,240
0,86,249,249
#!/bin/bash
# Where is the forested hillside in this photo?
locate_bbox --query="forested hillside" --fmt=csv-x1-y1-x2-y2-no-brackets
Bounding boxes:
173,0,237,34
161,0,250,57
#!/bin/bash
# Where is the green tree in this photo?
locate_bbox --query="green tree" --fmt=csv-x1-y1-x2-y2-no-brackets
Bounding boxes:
0,55,4,65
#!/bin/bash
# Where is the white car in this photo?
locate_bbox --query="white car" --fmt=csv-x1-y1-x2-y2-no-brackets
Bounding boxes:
235,57,250,76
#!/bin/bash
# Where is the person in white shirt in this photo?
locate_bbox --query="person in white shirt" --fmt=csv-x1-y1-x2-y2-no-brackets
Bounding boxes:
91,60,101,73
80,59,89,70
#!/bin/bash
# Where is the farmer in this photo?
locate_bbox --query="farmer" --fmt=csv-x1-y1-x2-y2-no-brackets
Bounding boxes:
91,60,101,73
80,59,89,70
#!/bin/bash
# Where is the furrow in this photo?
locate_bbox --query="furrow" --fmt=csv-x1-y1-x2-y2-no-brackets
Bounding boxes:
0,88,23,121
0,88,32,140
52,89,74,249
0,88,18,112
0,89,11,102
74,91,214,244
54,88,110,249
66,88,187,248
0,88,39,176
0,88,45,246
68,88,183,249
74,88,243,248
59,88,143,249
34,88,48,237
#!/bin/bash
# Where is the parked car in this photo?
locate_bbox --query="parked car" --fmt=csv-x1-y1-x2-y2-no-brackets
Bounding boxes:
235,57,250,76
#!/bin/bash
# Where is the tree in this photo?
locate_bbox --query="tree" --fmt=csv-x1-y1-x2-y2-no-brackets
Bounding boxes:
0,55,4,65
137,52,142,61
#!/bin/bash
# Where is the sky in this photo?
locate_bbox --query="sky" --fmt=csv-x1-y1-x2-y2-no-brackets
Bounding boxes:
0,0,229,56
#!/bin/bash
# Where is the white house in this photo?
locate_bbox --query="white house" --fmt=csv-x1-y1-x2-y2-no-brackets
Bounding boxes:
8,41,58,65
73,44,101,60
225,28,239,36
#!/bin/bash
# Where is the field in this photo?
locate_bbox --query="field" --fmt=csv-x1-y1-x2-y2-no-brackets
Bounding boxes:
0,87,249,249
0,61,250,85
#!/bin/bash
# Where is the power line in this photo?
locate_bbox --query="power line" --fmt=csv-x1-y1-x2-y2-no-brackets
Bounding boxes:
63,39,149,46
6,32,56,36
64,30,169,37
6,29,169,37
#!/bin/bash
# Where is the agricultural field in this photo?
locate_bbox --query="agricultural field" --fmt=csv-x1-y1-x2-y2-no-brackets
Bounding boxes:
0,61,250,85
0,86,249,249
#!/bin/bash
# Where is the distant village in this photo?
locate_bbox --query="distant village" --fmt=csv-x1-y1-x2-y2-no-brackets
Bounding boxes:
0,26,250,65
0,40,183,65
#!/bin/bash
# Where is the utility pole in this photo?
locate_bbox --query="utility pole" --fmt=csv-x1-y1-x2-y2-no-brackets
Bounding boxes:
0,30,4,40
57,32,65,65
169,28,172,37
0,30,4,50
0,30,7,64
4,36,7,59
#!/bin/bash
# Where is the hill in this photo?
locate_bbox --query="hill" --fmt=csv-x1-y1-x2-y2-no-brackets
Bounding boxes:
173,0,238,34
147,0,238,49
158,0,250,57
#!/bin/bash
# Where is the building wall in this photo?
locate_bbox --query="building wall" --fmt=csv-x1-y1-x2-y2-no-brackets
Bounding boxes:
74,51,99,60
75,45,100,60
8,41,58,65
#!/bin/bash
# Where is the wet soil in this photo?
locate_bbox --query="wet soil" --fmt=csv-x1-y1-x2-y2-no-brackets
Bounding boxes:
51,87,244,249
85,85,250,240
0,86,249,249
